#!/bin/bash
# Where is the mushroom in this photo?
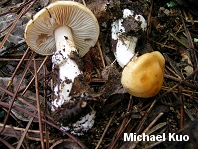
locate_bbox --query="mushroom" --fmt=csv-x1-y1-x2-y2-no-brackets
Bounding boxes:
121,51,165,98
25,1,99,134
112,9,165,98
25,1,99,107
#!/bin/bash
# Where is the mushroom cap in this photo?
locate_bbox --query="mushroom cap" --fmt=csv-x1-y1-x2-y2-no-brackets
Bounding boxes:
24,1,99,56
121,51,165,98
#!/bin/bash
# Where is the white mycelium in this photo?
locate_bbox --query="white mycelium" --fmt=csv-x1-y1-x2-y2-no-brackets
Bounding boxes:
61,110,96,135
111,9,147,68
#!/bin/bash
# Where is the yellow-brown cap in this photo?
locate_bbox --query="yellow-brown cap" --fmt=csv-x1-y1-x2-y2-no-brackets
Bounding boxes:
121,51,165,98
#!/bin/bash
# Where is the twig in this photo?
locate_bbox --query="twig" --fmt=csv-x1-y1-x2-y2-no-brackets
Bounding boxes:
108,96,133,149
0,123,47,138
0,0,9,6
0,85,54,121
95,111,117,149
163,53,184,79
0,58,45,61
82,0,86,6
0,3,27,50
156,68,198,100
16,115,35,149
0,101,87,148
162,86,198,99
0,137,15,149
136,99,157,135
164,74,198,90
22,56,49,95
109,118,131,149
146,0,153,41
34,58,45,149
97,41,106,68
0,48,30,102
0,52,35,134
43,65,50,149
147,38,177,50
129,112,164,149
0,0,35,17
178,86,184,128
169,33,190,49
179,9,198,72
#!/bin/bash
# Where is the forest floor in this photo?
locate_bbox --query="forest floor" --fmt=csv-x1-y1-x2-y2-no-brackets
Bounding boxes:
0,0,198,149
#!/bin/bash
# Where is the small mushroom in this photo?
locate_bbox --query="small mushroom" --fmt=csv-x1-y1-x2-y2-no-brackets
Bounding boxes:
25,1,99,134
112,9,165,98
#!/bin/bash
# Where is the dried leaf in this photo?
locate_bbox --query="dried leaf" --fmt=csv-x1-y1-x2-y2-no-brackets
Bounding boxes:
99,65,126,99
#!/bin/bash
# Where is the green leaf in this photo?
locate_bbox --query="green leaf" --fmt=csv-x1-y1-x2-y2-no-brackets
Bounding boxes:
167,1,178,7
194,38,198,42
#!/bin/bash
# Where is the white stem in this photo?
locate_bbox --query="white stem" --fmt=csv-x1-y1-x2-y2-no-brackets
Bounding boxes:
51,26,81,109
111,9,147,68
51,26,96,134
114,36,137,68
54,26,76,55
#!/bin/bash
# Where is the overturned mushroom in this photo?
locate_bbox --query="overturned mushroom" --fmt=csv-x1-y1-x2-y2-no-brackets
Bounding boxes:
121,51,165,98
112,9,165,98
25,1,99,134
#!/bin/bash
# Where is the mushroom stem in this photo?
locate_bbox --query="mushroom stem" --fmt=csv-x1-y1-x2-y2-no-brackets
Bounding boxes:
111,9,147,68
113,35,137,68
51,25,82,109
24,1,100,135
54,26,76,54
